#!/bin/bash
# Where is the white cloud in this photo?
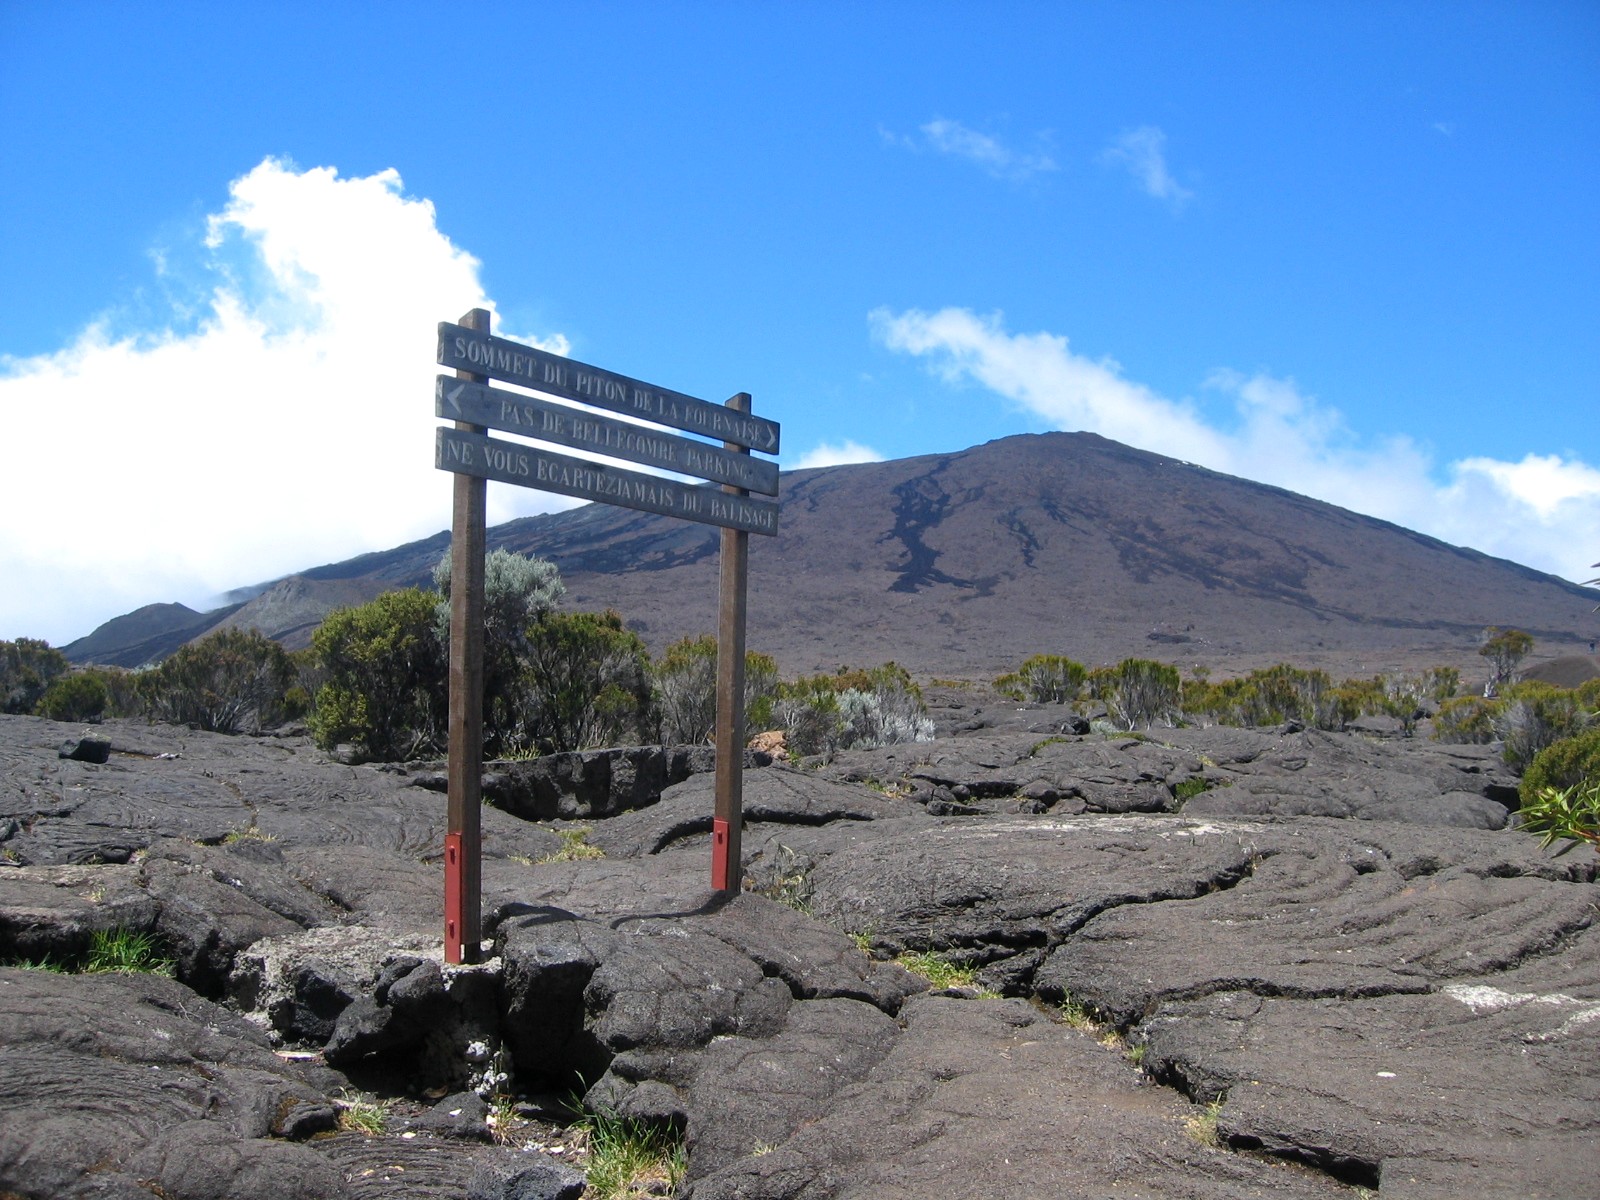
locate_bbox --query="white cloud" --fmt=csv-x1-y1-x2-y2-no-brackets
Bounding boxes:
884,118,1057,182
1099,125,1194,208
0,158,575,645
872,306,1600,584
792,440,886,471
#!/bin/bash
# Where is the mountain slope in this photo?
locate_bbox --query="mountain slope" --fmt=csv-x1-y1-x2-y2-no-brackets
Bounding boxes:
68,432,1598,677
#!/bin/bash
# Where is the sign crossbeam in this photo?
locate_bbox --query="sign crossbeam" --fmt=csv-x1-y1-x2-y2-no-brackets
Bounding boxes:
437,428,780,535
437,376,780,496
438,322,780,454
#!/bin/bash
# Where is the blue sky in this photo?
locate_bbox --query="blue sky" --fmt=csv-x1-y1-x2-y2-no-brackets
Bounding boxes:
2,1,1597,645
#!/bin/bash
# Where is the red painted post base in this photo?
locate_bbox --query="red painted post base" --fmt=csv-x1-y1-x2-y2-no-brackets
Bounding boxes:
711,818,733,892
444,833,463,964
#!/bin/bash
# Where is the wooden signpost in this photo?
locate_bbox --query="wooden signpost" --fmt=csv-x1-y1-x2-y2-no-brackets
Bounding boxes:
434,309,780,963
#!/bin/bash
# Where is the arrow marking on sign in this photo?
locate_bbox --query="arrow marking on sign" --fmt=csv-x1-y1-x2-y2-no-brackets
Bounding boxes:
445,383,466,414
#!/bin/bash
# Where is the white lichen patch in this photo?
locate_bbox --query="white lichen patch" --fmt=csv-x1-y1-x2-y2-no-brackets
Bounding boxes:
1443,983,1600,1041
1443,984,1569,1013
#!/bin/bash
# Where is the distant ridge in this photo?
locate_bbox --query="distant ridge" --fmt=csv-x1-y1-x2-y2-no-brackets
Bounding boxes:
67,432,1599,678
61,601,243,669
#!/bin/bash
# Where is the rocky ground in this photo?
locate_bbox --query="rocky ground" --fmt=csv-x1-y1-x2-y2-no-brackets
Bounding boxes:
1,691,1596,1199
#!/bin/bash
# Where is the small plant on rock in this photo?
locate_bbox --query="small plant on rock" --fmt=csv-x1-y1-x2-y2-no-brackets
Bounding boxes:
1056,995,1097,1030
576,1107,687,1199
335,1090,391,1135
1517,779,1600,851
487,1092,522,1146
540,827,605,863
752,844,813,914
1183,1097,1226,1148
84,928,174,976
895,949,991,993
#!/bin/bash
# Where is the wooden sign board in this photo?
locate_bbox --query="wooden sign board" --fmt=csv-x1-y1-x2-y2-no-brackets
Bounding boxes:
438,322,780,454
435,310,777,965
437,376,780,495
437,427,780,535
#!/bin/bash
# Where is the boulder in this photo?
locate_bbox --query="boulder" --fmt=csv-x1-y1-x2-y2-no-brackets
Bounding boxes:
57,736,110,764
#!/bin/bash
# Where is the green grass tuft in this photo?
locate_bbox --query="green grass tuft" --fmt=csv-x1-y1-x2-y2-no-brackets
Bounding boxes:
577,1108,687,1199
753,844,813,914
1183,1097,1226,1148
895,950,998,996
1056,995,1098,1030
540,827,606,863
84,929,174,976
335,1090,391,1135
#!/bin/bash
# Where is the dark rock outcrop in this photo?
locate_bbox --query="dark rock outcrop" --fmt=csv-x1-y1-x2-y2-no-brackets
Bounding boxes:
1,708,1596,1198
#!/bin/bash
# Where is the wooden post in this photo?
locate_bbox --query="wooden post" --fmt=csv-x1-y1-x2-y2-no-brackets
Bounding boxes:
712,392,753,893
445,307,490,963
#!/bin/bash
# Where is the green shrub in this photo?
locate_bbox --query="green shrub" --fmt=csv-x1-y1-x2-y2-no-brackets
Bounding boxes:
774,663,933,759
435,548,564,757
1480,627,1534,690
1191,664,1346,729
994,654,1087,703
523,610,653,752
1380,673,1430,737
280,685,311,721
1329,677,1385,725
93,667,143,718
310,588,447,759
1,638,69,715
1496,682,1593,773
139,628,295,734
1433,695,1501,744
777,682,843,759
652,635,781,745
1101,659,1181,731
1519,728,1600,804
1420,666,1461,703
36,672,108,722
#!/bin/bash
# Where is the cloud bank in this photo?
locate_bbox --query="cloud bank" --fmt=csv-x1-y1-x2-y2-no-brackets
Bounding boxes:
872,306,1600,584
0,158,573,645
